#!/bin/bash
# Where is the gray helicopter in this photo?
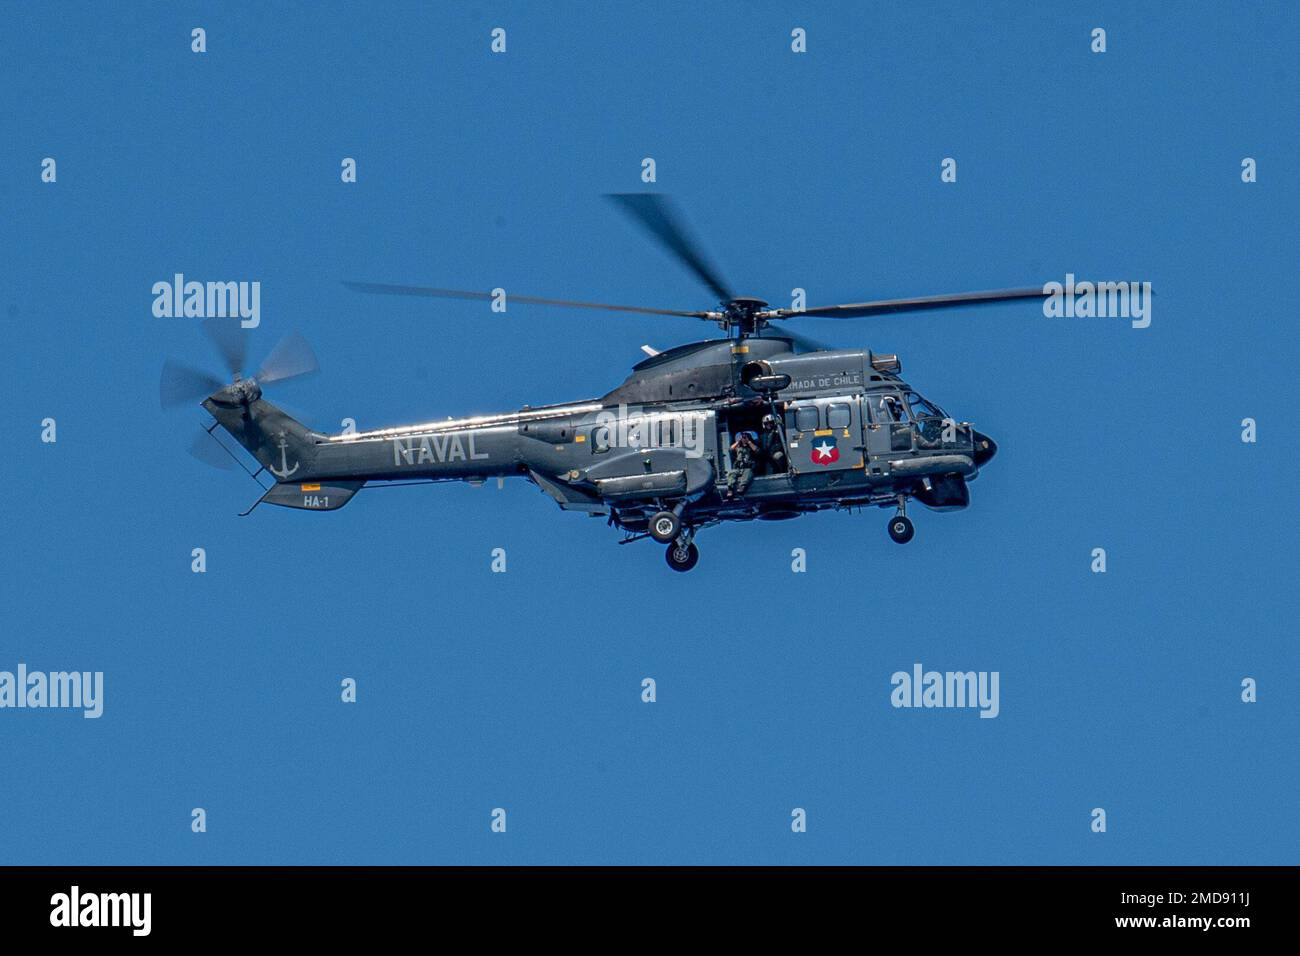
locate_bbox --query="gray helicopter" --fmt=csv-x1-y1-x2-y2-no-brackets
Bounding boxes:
162,195,1045,572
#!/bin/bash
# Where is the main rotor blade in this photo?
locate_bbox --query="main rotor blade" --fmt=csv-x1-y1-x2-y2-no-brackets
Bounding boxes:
342,281,712,319
779,329,834,354
770,287,1051,320
255,331,319,385
605,193,733,303
160,359,224,409
202,317,249,376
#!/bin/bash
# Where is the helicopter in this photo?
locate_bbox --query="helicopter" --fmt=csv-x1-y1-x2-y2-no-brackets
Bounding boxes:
162,194,1049,572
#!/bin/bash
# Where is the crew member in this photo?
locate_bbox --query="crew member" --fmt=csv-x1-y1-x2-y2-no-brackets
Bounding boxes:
758,414,787,474
726,432,758,498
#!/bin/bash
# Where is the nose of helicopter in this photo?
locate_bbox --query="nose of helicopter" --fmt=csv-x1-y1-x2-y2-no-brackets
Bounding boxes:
972,430,998,466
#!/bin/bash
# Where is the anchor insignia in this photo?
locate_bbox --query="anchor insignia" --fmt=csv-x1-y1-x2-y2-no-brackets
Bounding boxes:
269,433,299,479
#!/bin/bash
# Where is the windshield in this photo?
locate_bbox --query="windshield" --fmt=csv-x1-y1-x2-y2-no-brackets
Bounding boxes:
905,392,946,421
905,391,962,448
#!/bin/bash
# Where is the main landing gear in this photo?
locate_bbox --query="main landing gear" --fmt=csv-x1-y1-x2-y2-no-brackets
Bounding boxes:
888,495,915,544
662,521,700,572
653,507,702,571
649,510,681,544
665,537,700,572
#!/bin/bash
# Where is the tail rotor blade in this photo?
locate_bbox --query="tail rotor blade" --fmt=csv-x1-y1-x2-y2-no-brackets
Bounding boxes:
188,429,238,470
255,331,319,385
202,317,249,377
160,359,224,409
271,399,315,428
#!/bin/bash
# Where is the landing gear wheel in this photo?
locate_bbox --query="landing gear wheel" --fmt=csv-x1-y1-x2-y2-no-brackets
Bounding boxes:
665,540,700,572
888,514,915,544
649,510,681,544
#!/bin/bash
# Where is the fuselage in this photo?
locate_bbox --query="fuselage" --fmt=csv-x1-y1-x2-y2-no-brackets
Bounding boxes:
240,337,993,523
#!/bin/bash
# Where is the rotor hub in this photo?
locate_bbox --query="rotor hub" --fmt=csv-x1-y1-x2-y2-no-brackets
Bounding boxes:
720,297,771,337
227,376,262,406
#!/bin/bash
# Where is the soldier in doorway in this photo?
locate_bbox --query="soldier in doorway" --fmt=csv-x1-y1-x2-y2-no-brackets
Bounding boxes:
758,413,788,474
725,431,758,498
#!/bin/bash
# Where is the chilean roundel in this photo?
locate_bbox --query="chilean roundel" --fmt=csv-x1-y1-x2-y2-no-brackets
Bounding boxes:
810,434,839,465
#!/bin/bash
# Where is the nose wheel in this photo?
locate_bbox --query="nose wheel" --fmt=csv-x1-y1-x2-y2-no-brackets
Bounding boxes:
888,515,914,544
888,496,915,544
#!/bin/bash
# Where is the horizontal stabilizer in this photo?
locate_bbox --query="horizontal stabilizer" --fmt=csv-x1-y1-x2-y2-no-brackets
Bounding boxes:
262,480,364,511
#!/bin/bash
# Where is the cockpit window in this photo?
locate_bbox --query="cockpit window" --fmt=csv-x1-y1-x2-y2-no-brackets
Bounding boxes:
867,393,905,423
906,392,943,421
906,392,955,447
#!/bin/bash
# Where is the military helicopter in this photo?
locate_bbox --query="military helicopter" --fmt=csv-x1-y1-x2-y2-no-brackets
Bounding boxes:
162,195,1048,571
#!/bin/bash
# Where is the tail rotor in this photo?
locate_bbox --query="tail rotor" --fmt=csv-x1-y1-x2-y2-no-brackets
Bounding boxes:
159,320,319,411
161,320,321,473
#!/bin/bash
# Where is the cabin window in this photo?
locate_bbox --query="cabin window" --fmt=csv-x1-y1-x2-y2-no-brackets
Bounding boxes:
827,403,852,430
794,406,820,433
591,426,610,454
890,423,913,451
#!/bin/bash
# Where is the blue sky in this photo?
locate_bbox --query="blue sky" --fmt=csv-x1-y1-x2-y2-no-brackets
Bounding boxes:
1,2,1296,864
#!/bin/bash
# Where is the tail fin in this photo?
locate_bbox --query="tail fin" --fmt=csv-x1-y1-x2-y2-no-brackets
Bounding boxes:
202,396,323,481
